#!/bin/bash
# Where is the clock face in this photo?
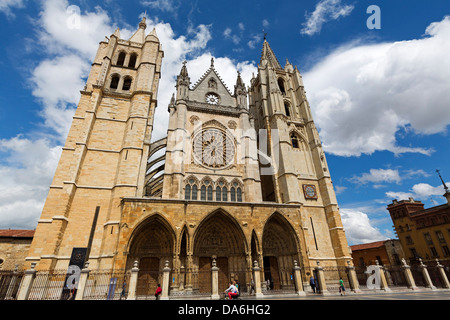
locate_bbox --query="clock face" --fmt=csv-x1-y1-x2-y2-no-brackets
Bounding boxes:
205,93,219,105
303,184,318,199
193,128,235,169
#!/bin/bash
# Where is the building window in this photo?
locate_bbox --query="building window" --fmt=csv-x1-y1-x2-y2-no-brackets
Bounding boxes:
185,184,191,200
358,257,365,267
222,187,228,202
424,232,434,245
409,247,419,259
110,75,120,89
406,236,414,245
117,52,126,66
207,186,213,201
442,246,450,257
122,77,132,91
128,53,137,68
201,185,206,200
230,187,236,202
284,102,291,117
192,185,198,200
277,78,286,95
291,134,299,149
393,253,401,265
435,231,446,243
430,247,438,257
216,186,221,201
237,187,242,202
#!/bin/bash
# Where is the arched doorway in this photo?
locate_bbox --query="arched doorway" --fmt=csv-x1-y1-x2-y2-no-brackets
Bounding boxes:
193,210,248,294
127,215,175,296
262,212,299,290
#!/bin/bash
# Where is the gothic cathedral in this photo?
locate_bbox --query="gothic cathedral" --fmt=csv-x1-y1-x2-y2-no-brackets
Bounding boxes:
26,18,352,294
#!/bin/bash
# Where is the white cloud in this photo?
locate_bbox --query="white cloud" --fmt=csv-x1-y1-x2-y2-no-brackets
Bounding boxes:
262,19,270,29
340,208,389,245
334,185,347,195
247,34,262,49
303,16,450,157
300,0,354,36
0,137,61,229
141,0,179,12
223,27,240,45
351,168,402,185
0,0,24,18
386,182,449,202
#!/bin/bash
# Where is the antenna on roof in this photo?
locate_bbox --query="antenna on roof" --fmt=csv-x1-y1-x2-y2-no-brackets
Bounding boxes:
436,169,449,193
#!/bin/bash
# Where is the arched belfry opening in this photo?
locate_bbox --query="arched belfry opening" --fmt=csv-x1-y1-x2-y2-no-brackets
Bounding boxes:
192,210,249,293
262,212,300,290
126,214,175,296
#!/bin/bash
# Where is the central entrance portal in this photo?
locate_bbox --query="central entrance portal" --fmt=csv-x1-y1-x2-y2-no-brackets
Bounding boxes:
193,210,249,294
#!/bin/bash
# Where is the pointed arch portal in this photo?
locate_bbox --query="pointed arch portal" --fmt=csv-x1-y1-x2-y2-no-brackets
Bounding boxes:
262,213,300,290
193,210,249,293
127,215,175,296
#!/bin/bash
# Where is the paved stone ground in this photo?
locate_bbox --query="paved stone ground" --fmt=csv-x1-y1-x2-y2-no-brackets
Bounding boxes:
240,288,450,300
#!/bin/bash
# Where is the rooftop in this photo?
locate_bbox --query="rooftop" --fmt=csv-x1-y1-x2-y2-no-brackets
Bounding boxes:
0,229,35,238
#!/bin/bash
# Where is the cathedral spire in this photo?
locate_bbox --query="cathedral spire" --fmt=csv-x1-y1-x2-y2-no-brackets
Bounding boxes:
260,38,282,69
129,17,147,43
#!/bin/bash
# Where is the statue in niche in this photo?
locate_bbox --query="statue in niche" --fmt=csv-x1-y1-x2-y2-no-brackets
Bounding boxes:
208,78,217,89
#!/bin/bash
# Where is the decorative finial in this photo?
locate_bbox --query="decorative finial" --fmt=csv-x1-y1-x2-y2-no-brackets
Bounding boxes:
139,16,147,29
211,57,214,67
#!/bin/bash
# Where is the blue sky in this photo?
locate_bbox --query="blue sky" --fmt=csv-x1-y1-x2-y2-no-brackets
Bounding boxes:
0,0,449,245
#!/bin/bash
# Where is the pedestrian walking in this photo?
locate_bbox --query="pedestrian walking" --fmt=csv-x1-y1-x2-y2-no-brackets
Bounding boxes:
339,277,346,296
309,275,316,293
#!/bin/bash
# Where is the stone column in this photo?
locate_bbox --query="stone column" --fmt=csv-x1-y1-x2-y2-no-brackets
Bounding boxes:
211,259,220,300
315,261,330,295
75,262,90,300
17,262,37,300
293,260,306,296
346,260,361,293
161,260,171,300
419,259,436,290
401,259,419,291
252,260,264,298
377,261,391,292
436,259,450,289
127,260,140,300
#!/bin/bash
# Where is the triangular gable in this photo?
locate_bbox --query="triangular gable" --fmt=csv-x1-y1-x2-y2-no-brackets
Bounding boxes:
191,62,232,96
189,59,236,107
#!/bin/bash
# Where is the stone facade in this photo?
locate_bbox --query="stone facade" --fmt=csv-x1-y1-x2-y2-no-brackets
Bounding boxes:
25,21,352,293
387,194,450,268
0,230,34,271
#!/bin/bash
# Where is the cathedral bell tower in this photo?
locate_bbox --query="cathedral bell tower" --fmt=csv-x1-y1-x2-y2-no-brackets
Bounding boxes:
249,39,351,267
26,18,164,270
